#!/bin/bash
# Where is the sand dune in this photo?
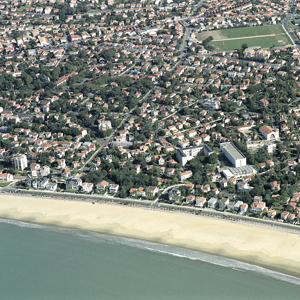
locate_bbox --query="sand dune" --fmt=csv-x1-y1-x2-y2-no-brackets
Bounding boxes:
0,194,300,277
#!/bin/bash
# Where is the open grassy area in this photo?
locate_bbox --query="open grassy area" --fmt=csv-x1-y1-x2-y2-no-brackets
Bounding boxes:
196,24,286,41
196,24,292,51
210,34,292,51
288,20,299,31
220,24,285,38
0,182,12,187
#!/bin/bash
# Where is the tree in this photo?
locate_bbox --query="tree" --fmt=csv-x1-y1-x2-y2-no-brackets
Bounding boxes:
209,153,218,165
242,43,248,50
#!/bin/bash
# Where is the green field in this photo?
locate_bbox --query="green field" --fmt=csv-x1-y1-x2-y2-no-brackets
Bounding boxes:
196,24,286,41
0,182,12,187
196,24,292,51
220,24,285,38
211,34,292,51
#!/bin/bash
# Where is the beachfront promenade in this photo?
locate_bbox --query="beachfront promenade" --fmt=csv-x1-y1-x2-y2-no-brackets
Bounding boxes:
3,188,300,234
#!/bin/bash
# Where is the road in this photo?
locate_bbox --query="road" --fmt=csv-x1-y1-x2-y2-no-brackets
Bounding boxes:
282,1,299,50
180,21,192,54
194,0,206,11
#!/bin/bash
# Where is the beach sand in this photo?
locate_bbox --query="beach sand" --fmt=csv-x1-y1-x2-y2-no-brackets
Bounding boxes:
1,194,300,277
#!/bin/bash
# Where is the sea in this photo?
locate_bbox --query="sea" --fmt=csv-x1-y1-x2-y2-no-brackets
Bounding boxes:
0,218,300,300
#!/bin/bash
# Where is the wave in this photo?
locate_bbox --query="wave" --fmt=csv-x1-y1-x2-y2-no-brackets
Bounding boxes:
71,230,300,286
1,218,300,286
0,218,48,229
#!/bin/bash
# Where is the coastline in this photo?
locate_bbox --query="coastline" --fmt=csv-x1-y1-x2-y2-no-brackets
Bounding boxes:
1,194,300,278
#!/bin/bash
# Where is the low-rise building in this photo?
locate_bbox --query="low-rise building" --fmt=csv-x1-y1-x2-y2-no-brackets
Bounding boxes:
97,180,109,191
0,172,13,182
168,188,181,202
66,176,82,190
259,126,279,140
186,195,195,204
179,170,193,181
207,197,218,209
195,197,206,207
218,198,229,209
176,145,213,166
240,203,248,213
82,182,94,193
250,201,266,213
109,184,119,193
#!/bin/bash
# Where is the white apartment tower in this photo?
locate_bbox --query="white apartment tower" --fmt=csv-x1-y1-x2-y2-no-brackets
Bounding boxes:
12,154,28,171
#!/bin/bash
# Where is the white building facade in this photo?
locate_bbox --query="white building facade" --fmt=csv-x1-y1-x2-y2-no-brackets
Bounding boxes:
220,142,246,168
259,125,279,140
12,154,28,171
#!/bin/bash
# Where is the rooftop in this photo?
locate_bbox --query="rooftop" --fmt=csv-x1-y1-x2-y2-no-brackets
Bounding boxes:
223,165,258,178
220,142,245,160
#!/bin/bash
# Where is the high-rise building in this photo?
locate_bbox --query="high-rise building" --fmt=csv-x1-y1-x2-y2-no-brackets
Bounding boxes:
12,154,28,171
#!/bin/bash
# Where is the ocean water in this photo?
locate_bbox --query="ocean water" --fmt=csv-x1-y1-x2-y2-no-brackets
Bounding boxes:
0,218,300,300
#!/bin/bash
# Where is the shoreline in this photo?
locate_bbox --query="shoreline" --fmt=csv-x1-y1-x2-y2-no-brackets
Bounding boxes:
1,194,300,279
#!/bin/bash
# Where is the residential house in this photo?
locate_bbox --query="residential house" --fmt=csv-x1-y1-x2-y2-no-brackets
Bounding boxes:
179,170,193,181
131,164,141,174
240,203,248,213
270,181,280,191
250,201,266,213
96,180,109,191
66,176,82,190
281,211,289,220
82,182,94,193
136,187,146,197
147,186,159,196
267,209,276,218
207,197,218,209
186,195,195,204
195,197,206,207
57,159,66,168
61,167,71,179
109,184,119,193
218,198,229,209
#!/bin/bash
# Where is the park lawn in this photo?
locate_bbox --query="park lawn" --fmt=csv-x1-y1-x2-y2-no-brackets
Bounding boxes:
220,24,285,38
210,34,292,51
0,182,12,187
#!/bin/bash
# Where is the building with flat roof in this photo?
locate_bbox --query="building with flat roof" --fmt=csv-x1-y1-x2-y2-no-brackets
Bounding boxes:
246,140,277,154
176,145,213,166
222,165,257,179
220,142,246,168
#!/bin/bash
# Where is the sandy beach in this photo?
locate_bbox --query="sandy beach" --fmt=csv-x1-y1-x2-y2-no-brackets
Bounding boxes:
1,194,300,277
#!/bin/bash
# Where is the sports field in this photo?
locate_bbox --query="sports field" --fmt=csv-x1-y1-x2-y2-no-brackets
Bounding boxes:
211,35,291,51
196,24,293,51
